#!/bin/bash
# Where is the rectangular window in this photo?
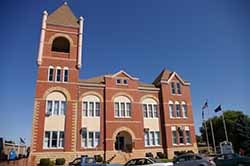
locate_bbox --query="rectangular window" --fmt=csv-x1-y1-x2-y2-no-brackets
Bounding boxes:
81,129,87,147
176,104,181,117
169,104,174,118
176,83,182,95
44,131,50,148
143,104,148,118
61,101,66,115
150,131,155,145
123,79,128,85
126,103,131,117
144,131,150,146
46,100,53,115
121,103,125,117
51,131,58,147
95,102,100,117
186,130,191,144
153,105,158,117
155,132,160,145
179,129,184,144
114,102,119,117
54,101,60,115
88,132,94,147
48,68,54,81
171,82,176,94
172,130,177,145
116,79,121,84
63,69,69,82
95,132,100,147
148,105,153,118
56,69,61,82
83,102,88,116
182,104,188,118
59,131,64,147
89,102,94,117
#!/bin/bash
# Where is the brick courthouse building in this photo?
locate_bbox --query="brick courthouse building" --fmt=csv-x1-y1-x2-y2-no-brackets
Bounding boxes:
31,3,198,163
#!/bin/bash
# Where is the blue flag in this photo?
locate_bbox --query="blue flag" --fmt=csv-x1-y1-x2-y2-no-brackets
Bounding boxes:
214,105,222,113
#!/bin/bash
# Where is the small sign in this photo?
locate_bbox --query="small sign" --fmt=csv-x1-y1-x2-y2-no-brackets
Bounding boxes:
220,141,234,154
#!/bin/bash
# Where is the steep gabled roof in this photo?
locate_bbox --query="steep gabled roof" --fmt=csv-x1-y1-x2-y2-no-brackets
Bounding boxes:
47,3,79,28
153,68,173,85
107,70,139,80
153,68,190,85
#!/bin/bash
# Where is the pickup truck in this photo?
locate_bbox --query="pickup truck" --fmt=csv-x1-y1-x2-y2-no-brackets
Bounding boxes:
69,157,121,166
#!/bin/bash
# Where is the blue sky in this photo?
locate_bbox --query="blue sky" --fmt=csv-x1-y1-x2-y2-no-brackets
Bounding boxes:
0,0,249,144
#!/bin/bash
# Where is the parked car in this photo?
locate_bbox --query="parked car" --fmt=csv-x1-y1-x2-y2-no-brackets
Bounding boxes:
124,157,173,166
173,153,216,166
69,157,100,166
214,153,250,166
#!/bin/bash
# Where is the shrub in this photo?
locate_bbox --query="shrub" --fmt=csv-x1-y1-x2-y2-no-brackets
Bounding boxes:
39,158,50,166
49,160,55,166
94,155,103,162
55,158,65,165
145,152,153,158
156,152,167,159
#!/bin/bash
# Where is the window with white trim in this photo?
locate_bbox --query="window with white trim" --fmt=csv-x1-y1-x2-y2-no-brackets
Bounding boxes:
114,96,132,118
171,82,176,95
143,104,158,118
144,130,160,146
176,103,181,118
116,78,128,85
169,101,174,118
81,129,100,148
48,66,54,81
182,103,188,118
56,67,61,82
82,95,101,117
82,101,100,117
178,127,184,144
171,127,178,145
43,131,64,148
63,68,69,82
176,82,182,95
142,98,158,118
186,129,191,144
46,100,66,116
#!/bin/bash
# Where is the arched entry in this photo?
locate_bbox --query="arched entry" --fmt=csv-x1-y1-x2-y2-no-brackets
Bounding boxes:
115,131,132,152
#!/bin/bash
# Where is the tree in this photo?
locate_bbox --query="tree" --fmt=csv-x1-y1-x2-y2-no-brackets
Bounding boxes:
199,110,250,155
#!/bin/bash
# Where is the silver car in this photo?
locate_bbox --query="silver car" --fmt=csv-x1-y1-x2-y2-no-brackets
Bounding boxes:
124,157,173,166
173,154,216,166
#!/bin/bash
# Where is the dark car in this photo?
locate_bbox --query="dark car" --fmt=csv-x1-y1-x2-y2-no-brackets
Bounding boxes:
173,153,215,166
214,153,250,166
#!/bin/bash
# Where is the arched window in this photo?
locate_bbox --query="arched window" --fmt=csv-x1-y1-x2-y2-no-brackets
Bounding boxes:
45,91,66,116
63,67,69,82
182,101,188,118
142,98,158,118
51,37,70,53
175,101,181,118
114,96,132,118
82,95,101,117
169,101,174,118
55,67,62,82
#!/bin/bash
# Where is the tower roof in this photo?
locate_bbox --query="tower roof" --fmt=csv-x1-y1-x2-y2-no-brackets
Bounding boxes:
153,68,173,85
47,3,79,28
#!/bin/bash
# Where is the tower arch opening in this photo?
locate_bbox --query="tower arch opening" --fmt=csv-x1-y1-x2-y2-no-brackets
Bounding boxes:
51,37,70,53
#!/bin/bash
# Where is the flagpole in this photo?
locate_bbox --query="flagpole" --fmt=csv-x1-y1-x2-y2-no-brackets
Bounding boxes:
207,107,217,154
202,110,210,153
222,111,229,142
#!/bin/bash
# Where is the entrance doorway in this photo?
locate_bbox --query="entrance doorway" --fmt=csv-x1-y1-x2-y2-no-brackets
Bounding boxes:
115,131,132,152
